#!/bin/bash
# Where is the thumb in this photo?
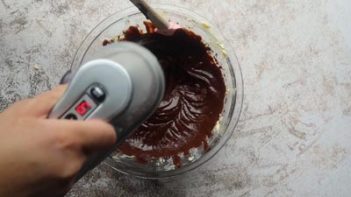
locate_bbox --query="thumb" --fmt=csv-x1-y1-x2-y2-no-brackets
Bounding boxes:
5,85,67,118
31,85,67,117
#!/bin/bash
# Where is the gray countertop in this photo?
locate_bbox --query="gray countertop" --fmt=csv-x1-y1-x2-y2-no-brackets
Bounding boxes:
1,0,351,196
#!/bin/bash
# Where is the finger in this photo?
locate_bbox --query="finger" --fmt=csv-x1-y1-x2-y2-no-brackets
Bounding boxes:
42,119,117,153
73,120,117,152
30,85,67,117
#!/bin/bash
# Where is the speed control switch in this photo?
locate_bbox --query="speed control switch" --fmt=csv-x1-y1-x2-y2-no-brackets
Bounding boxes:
90,86,106,102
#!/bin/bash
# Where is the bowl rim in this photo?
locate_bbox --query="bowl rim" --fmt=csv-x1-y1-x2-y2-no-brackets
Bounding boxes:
72,3,244,179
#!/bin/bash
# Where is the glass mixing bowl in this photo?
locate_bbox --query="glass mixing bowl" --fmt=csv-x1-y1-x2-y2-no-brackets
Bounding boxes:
71,4,243,178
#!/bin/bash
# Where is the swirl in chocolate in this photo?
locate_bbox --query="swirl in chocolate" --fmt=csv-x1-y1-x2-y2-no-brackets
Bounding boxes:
108,22,226,167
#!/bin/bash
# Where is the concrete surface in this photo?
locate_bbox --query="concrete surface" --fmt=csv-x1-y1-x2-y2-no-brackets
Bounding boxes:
1,0,351,196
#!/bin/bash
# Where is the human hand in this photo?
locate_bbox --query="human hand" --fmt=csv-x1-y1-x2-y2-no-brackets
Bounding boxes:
0,86,116,197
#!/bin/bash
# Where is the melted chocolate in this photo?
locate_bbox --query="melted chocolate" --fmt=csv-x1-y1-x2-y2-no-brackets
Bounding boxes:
108,22,226,167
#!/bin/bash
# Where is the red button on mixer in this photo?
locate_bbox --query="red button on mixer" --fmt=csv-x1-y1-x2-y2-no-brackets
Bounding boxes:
75,100,92,116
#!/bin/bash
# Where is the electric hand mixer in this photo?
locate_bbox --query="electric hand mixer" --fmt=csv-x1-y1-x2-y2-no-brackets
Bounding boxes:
48,42,165,179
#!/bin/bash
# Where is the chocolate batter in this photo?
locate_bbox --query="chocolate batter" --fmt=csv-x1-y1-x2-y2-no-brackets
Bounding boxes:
105,22,226,167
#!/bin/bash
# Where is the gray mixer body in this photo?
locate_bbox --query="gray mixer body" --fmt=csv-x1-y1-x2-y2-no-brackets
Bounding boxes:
49,42,165,178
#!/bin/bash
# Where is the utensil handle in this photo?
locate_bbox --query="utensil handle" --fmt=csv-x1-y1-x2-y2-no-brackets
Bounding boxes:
129,0,169,30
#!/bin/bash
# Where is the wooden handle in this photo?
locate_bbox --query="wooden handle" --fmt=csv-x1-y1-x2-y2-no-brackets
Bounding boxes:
129,0,169,30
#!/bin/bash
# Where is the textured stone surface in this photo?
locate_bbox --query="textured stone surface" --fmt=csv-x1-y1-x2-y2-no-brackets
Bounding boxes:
1,0,351,196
